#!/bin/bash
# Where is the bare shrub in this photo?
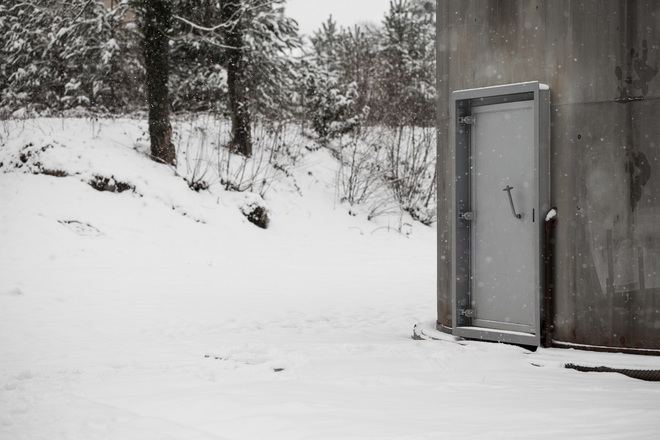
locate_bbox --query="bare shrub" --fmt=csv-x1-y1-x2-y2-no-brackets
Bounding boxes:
333,125,436,225
380,126,437,225
218,121,304,197
173,115,303,198
173,114,224,191
335,130,399,220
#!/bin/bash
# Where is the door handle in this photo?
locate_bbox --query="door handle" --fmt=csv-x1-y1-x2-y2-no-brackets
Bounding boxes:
503,185,523,219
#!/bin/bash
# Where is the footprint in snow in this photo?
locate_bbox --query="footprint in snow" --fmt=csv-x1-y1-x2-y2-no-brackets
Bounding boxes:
3,288,23,297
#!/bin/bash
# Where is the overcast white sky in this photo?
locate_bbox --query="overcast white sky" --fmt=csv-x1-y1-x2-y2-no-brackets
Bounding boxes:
285,0,392,36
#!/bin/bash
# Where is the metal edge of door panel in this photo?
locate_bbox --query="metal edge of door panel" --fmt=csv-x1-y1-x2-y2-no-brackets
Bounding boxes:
451,82,550,347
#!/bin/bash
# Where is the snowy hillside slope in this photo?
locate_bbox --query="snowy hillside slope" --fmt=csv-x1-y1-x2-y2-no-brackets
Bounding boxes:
1,118,659,439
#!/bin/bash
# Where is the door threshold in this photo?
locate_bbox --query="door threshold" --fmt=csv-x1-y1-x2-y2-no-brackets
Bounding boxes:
454,325,540,346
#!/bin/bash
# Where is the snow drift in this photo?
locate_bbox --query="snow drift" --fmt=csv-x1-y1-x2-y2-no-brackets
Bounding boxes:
0,117,659,440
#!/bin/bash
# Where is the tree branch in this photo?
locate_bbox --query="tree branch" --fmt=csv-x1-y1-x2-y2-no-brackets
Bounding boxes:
173,14,228,33
72,0,95,22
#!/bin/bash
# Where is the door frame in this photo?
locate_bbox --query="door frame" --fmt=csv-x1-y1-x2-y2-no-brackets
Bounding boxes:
451,82,550,346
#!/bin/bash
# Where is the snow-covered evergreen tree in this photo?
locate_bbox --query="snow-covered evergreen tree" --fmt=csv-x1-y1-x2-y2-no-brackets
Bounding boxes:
243,0,300,119
377,0,436,127
303,17,371,143
310,16,340,73
169,0,300,121
304,0,435,129
169,0,228,113
301,61,367,144
0,0,143,116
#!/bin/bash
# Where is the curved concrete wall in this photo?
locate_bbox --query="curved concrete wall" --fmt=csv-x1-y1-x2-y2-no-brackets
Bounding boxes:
437,0,660,350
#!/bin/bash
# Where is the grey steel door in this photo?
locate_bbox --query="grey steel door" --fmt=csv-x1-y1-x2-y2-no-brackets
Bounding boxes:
470,101,536,334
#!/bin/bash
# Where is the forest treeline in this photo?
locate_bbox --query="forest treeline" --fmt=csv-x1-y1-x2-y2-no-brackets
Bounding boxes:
1,0,437,225
0,0,436,132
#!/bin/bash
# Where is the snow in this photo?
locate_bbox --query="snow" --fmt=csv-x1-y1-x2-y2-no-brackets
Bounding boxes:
1,118,660,439
545,207,557,221
457,81,546,94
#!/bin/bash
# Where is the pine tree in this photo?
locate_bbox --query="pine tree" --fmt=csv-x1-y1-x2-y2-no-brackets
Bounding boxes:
301,60,366,143
0,0,143,115
169,0,300,153
304,17,374,142
305,1,435,128
137,0,176,165
310,16,340,72
169,0,228,113
311,18,377,116
220,0,252,156
378,0,436,126
335,26,379,121
242,0,300,119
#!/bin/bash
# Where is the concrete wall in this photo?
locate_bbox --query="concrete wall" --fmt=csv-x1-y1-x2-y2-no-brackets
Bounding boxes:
437,0,660,349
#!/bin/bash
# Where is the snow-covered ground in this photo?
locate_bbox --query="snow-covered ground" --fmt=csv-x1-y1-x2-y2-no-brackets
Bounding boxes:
1,118,659,439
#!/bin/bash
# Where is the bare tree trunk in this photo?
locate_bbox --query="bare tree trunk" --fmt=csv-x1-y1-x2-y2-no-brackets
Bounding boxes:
142,0,176,165
221,0,252,157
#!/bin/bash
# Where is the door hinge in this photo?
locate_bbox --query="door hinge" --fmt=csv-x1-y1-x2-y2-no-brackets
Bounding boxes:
459,308,475,318
459,211,473,221
459,115,476,125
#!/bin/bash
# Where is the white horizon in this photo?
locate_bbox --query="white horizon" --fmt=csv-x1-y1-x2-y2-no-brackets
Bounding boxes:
285,0,392,36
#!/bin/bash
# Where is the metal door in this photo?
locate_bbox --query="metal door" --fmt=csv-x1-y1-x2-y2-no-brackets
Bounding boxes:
452,82,550,346
471,101,536,333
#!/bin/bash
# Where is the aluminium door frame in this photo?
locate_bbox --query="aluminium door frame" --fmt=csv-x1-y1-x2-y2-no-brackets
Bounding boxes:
451,81,550,346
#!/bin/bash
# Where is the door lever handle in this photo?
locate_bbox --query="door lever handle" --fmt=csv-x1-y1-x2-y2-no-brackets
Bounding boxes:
503,185,523,219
